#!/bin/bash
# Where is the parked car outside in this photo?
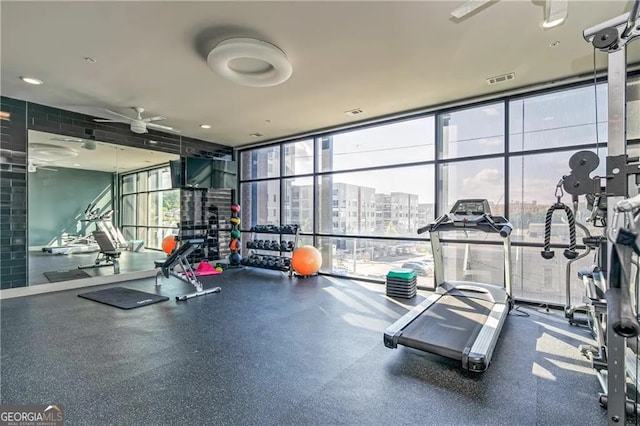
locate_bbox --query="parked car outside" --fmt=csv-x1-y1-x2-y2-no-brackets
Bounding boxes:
401,261,433,277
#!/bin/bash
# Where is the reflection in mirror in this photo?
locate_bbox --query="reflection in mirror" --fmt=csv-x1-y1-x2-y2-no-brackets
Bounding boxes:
27,130,179,285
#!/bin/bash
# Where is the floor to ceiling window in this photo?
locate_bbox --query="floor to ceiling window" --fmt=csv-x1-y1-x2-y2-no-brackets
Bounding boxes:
507,83,608,304
239,75,639,304
121,165,180,250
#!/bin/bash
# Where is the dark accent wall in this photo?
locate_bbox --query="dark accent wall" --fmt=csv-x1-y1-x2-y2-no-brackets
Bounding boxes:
0,98,28,289
28,168,114,247
0,96,233,288
26,103,231,159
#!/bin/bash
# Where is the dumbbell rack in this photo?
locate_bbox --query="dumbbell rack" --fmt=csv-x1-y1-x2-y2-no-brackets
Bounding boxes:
242,224,299,276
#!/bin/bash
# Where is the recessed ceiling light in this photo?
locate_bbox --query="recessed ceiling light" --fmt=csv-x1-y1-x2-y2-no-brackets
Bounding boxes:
549,41,560,47
148,140,158,145
250,132,264,138
20,76,43,85
200,124,212,129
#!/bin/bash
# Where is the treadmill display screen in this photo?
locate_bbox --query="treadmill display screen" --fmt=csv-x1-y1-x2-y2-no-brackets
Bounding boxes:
451,199,491,216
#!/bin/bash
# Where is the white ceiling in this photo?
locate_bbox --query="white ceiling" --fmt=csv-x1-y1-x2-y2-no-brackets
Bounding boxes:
2,1,640,148
28,130,178,173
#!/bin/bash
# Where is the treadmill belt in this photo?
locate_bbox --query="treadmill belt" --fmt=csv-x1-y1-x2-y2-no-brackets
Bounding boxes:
398,295,493,360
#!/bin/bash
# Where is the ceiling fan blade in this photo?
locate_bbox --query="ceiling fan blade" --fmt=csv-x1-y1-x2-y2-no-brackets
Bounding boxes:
50,136,84,142
543,0,568,28
147,122,180,132
94,119,121,123
29,160,58,172
99,109,135,122
451,0,493,19
143,116,166,123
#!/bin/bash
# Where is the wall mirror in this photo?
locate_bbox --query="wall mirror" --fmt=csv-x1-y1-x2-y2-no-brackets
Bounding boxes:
27,129,180,285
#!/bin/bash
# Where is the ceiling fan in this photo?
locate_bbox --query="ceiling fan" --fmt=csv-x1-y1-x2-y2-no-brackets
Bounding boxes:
94,107,179,134
49,136,97,150
451,0,568,28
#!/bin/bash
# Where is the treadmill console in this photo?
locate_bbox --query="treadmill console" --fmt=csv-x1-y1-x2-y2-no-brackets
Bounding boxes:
417,198,511,237
450,199,492,226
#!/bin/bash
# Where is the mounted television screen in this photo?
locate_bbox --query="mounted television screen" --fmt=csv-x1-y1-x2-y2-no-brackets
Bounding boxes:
185,157,212,189
211,159,237,189
169,160,183,189
184,157,237,189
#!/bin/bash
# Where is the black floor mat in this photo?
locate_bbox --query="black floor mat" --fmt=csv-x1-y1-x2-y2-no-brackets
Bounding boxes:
78,287,169,309
44,269,91,283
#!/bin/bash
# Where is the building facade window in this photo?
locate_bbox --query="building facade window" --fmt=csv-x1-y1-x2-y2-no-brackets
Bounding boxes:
437,102,504,160
238,76,640,303
121,165,179,250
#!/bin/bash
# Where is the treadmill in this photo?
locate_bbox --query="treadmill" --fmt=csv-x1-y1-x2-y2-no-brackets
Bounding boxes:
384,199,513,373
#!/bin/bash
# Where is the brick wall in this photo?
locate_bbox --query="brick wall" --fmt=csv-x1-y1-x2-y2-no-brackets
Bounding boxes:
0,98,28,288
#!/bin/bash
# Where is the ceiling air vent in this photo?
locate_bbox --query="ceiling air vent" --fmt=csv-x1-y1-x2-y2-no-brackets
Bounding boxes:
486,72,516,86
345,108,364,116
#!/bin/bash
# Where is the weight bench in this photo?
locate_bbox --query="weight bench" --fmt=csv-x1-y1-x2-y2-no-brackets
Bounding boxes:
78,231,121,274
154,238,221,301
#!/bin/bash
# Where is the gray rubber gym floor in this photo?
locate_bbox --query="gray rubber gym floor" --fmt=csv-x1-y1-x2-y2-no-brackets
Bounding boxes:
0,269,626,425
28,250,163,285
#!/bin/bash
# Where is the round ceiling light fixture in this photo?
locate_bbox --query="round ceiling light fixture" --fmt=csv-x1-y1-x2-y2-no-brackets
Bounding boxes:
20,76,43,85
207,38,293,87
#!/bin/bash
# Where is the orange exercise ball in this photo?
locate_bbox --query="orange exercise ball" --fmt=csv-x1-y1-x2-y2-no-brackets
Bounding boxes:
162,235,177,255
292,245,322,276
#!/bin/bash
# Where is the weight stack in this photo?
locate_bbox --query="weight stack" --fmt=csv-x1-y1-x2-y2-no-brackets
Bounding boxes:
386,269,417,299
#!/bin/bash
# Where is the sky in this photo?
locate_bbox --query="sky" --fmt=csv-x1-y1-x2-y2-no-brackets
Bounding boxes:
281,82,611,210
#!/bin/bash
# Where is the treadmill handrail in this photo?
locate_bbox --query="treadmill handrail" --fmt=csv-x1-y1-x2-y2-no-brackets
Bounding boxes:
417,214,449,234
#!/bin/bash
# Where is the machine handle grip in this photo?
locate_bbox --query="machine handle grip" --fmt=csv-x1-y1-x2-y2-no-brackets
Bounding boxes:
417,225,430,235
541,203,578,260
606,288,640,337
499,225,512,238
418,214,450,234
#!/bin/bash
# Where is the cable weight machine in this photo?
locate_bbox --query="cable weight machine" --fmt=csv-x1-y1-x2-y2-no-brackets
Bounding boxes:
581,3,640,423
